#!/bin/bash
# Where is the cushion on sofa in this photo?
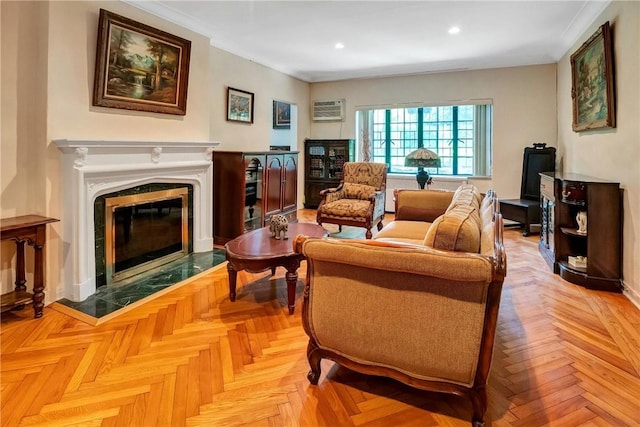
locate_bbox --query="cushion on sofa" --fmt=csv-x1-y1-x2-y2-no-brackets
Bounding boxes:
395,205,444,222
374,220,432,243
395,190,453,217
424,204,481,253
447,184,481,212
342,183,377,200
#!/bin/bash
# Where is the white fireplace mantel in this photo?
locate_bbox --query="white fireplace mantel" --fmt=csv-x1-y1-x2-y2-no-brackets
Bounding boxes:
54,139,220,302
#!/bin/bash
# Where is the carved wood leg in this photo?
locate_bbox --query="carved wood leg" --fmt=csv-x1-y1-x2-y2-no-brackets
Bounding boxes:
14,240,26,292
470,387,487,427
377,221,384,231
32,243,45,318
338,225,342,232
306,340,322,385
365,229,372,239
285,269,298,314
227,263,238,302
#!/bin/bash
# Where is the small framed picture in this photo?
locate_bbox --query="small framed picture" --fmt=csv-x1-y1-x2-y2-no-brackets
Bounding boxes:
227,87,254,123
273,100,291,129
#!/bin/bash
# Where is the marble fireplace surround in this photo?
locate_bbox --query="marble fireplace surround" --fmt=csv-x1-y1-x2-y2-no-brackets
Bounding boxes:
54,139,220,302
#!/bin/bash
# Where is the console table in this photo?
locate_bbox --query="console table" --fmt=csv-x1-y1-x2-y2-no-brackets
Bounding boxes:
0,215,59,318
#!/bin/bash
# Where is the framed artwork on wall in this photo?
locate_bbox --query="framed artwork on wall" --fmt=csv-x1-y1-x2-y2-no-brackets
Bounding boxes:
92,9,191,116
570,21,615,132
227,87,254,123
273,100,291,129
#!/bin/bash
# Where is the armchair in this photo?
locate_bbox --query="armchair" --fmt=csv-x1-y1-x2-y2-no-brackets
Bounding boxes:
316,162,388,239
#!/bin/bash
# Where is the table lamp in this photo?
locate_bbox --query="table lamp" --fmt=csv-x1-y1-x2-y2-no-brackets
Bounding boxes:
404,148,441,189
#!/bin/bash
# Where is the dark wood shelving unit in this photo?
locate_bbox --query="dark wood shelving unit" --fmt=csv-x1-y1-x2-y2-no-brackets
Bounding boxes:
212,150,298,245
539,172,622,292
303,139,354,208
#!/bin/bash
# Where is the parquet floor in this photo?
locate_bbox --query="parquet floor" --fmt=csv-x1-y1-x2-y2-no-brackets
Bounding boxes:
2,210,640,426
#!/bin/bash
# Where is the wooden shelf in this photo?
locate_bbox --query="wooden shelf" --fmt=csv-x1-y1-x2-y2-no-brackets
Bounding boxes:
560,227,587,237
539,174,622,292
0,291,33,313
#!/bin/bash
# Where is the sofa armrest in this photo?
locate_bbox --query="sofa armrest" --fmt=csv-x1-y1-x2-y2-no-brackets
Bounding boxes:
318,184,345,204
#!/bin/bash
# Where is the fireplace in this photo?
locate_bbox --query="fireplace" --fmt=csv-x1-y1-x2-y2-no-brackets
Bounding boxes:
101,186,190,286
54,140,220,302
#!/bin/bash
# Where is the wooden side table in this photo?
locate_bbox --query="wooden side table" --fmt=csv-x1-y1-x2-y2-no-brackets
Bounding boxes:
1,215,59,318
225,223,328,314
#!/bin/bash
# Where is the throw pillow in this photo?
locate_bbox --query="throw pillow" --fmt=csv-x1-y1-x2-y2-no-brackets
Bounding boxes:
342,183,377,200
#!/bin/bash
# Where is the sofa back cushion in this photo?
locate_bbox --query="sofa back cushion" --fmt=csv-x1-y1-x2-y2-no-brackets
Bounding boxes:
447,184,482,212
423,204,481,253
394,189,453,222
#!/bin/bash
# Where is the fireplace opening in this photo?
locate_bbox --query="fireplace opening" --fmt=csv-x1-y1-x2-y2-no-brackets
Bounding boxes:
94,185,193,287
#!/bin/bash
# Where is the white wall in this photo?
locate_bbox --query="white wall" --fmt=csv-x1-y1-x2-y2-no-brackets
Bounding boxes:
309,64,558,198
557,1,640,306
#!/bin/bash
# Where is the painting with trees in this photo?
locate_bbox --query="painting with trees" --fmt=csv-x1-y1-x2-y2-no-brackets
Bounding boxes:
93,9,191,115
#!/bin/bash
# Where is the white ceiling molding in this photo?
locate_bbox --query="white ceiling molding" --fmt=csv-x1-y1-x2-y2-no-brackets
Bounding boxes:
123,0,613,83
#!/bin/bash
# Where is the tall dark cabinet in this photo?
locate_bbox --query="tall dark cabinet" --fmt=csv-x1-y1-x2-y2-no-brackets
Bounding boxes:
213,150,298,245
539,172,622,292
304,139,355,208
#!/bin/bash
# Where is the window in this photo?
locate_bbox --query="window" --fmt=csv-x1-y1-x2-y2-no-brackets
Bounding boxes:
358,103,492,176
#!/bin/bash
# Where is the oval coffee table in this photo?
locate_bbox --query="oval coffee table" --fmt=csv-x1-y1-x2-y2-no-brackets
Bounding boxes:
225,223,328,314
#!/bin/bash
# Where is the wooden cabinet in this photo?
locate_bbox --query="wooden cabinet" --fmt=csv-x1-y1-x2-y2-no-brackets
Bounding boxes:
213,151,298,245
539,172,622,292
304,139,355,208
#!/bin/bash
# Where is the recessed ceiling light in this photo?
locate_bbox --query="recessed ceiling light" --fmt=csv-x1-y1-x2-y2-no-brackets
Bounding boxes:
335,42,345,49
448,26,461,35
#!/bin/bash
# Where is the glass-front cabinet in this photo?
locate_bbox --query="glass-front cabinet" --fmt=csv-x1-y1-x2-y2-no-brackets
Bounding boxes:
304,139,354,208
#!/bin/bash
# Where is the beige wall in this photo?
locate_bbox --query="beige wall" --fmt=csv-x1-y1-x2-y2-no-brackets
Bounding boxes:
0,1,310,302
208,47,310,204
557,1,640,305
309,64,558,197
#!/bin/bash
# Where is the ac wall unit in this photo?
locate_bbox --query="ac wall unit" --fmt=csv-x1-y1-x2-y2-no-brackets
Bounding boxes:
312,99,345,122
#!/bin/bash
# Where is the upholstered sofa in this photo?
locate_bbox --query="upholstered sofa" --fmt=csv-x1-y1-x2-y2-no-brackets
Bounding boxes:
294,185,506,426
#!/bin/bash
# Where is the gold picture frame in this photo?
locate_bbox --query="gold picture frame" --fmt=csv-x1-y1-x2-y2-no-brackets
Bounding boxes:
93,9,191,116
570,21,615,132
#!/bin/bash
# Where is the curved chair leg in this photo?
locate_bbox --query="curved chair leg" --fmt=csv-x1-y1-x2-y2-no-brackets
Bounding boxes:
377,221,384,231
365,229,373,239
306,341,322,385
470,387,487,427
338,225,342,232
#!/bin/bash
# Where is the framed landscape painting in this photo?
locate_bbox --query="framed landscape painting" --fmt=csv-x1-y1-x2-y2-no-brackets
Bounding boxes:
227,87,254,123
273,100,291,129
570,21,615,132
93,9,191,115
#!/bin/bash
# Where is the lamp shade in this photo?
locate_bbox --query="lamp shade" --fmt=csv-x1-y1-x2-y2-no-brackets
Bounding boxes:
404,148,441,168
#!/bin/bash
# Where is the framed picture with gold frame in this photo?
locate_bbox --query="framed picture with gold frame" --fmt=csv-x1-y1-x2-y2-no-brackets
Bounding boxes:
570,21,615,132
93,9,191,116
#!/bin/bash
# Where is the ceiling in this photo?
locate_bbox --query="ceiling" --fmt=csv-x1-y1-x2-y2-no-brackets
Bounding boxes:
127,0,611,83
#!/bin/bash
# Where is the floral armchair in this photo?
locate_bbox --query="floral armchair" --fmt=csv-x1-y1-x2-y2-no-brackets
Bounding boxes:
316,162,388,239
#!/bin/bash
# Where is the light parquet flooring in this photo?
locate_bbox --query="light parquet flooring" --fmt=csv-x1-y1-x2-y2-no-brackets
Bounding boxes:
2,210,640,426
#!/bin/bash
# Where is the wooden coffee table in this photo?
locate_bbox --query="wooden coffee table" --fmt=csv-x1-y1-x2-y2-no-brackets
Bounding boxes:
225,223,328,314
